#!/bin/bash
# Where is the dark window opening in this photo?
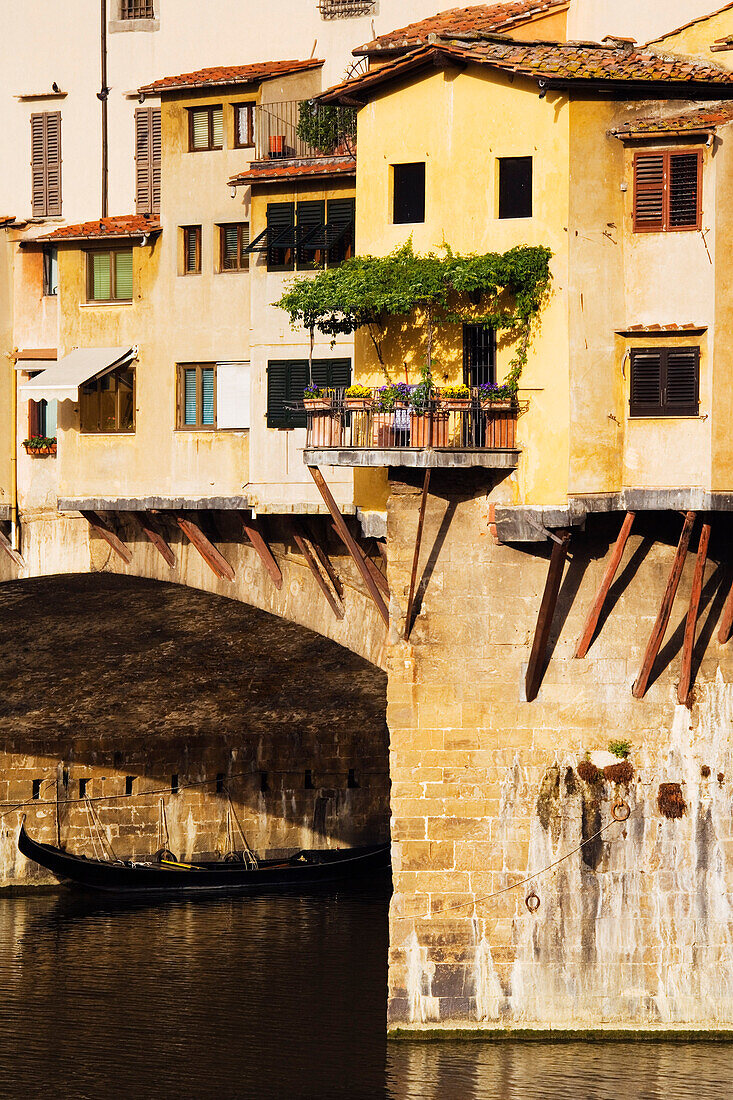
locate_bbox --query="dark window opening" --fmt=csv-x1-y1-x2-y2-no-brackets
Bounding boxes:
113,751,123,770
304,769,314,790
267,357,351,429
260,771,269,793
43,246,58,296
498,157,532,219
347,768,359,789
125,776,135,796
171,774,179,794
79,778,89,798
216,773,225,794
62,768,69,789
120,0,155,17
32,779,42,800
463,324,496,388
629,346,700,417
393,162,425,224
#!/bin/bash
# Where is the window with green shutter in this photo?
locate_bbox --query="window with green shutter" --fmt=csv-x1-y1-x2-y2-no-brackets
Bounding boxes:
178,364,217,428
297,200,326,268
267,358,351,429
188,106,223,152
266,202,295,271
86,248,133,302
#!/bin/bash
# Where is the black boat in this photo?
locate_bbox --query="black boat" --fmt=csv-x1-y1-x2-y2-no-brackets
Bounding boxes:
17,821,390,896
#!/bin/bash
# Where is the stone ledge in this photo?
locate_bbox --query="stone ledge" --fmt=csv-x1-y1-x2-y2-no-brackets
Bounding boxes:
58,496,251,512
388,1026,733,1041
304,448,521,469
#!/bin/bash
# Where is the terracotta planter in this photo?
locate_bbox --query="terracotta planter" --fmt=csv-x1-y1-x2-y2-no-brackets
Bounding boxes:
439,398,471,411
483,406,517,449
480,399,514,411
24,443,56,456
268,135,286,158
303,397,332,411
372,412,396,447
410,411,449,448
308,413,342,447
344,398,372,411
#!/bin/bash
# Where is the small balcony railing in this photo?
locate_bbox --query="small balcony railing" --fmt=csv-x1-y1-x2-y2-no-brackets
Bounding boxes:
254,100,356,162
303,391,521,452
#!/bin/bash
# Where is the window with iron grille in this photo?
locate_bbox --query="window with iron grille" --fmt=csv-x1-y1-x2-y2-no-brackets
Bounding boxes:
629,347,700,417
463,325,496,388
120,0,155,18
318,0,376,17
633,150,701,232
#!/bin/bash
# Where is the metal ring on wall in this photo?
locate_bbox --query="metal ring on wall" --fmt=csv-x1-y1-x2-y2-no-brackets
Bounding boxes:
612,799,630,822
525,891,541,913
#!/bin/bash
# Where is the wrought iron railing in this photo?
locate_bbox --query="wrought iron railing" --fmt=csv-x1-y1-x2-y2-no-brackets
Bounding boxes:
254,100,356,162
303,391,521,451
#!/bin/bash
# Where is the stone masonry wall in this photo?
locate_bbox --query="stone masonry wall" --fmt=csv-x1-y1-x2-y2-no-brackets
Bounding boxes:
386,475,733,1032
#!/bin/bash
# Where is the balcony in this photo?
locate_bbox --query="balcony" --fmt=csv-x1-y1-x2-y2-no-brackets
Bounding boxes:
254,100,356,162
302,391,522,469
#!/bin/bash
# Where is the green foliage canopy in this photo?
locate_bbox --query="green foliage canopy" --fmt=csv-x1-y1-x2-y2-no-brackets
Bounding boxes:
276,241,552,388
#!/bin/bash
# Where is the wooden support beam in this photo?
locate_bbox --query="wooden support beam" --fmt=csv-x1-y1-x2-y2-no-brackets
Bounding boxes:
525,529,571,703
132,511,176,568
304,520,343,599
290,519,344,620
308,466,389,628
375,540,388,564
632,510,696,700
404,469,431,640
329,523,389,598
678,521,711,705
81,510,133,565
175,514,235,582
575,511,635,659
718,572,733,645
240,513,283,590
0,525,24,569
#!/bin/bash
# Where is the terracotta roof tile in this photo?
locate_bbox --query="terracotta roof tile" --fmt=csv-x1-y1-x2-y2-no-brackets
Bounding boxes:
355,1,568,56
0,216,16,228
230,157,356,185
36,214,161,242
612,101,733,136
620,323,705,333
321,40,733,102
139,59,323,96
647,2,733,46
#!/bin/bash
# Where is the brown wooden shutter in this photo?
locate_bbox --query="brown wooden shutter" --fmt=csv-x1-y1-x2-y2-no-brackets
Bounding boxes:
633,153,664,233
31,111,62,217
135,107,161,215
668,152,700,230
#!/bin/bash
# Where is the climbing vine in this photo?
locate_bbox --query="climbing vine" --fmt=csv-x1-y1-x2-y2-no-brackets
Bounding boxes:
276,240,552,389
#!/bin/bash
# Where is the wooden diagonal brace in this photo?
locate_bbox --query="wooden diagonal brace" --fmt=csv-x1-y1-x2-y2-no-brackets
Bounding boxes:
405,469,431,640
0,525,25,569
575,511,635,659
308,466,389,628
290,519,344,621
678,521,711,705
81,511,133,565
240,513,283,590
176,514,235,582
632,510,696,700
133,511,176,568
303,520,343,599
525,529,571,703
718,573,733,644
330,523,389,600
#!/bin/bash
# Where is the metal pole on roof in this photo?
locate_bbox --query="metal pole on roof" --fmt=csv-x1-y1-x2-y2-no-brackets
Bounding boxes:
99,0,109,218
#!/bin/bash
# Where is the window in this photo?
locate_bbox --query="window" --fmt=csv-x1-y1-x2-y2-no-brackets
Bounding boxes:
498,157,532,219
178,364,216,428
463,324,495,388
266,201,295,270
249,198,354,272
30,111,62,217
120,0,154,15
318,0,376,16
219,223,250,271
182,225,201,274
629,347,700,417
233,103,254,148
393,163,425,224
188,106,223,152
297,200,326,268
43,246,58,296
86,249,133,302
326,197,355,266
633,151,701,233
135,107,161,214
28,397,57,439
267,358,351,429
80,367,136,432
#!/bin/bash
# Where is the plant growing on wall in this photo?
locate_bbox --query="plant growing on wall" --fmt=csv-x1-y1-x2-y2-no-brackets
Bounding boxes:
276,240,552,388
608,740,632,759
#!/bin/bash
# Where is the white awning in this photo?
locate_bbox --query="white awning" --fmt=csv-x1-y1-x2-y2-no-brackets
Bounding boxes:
20,347,136,401
14,359,56,372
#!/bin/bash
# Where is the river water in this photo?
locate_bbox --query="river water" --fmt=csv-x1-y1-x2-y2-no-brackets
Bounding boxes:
0,887,730,1100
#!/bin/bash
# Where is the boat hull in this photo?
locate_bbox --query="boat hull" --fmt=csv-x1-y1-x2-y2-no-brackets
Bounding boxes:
17,823,391,896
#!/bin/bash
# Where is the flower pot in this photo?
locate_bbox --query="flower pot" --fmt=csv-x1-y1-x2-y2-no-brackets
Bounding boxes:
308,412,342,447
304,397,332,411
483,405,517,448
480,398,514,411
410,411,449,448
24,443,56,456
372,412,396,447
439,398,471,411
344,398,372,411
268,134,286,158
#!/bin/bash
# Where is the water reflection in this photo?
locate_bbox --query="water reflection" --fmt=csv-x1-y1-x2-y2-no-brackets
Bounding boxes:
0,888,730,1099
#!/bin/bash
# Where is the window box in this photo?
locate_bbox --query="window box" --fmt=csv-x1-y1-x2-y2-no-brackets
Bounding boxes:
303,396,332,411
23,437,57,456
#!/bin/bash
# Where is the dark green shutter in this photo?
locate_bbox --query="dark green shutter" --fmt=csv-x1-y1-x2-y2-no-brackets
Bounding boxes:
297,200,326,267
267,202,295,270
326,198,355,265
267,361,289,428
287,361,310,428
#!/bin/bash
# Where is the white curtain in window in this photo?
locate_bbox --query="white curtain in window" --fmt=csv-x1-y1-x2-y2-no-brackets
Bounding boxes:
216,362,250,429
